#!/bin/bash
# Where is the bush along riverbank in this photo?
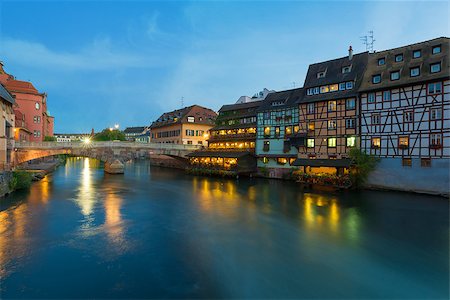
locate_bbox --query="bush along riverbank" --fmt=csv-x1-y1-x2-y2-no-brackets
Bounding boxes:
9,170,33,191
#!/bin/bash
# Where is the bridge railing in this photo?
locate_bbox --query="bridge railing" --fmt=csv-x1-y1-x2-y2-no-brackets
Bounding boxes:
14,141,203,151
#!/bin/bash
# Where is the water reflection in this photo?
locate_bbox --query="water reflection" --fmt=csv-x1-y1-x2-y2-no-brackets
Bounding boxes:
74,158,99,217
103,189,125,248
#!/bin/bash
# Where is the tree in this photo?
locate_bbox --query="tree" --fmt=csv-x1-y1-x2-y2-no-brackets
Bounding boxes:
93,129,126,141
44,136,57,141
349,148,379,188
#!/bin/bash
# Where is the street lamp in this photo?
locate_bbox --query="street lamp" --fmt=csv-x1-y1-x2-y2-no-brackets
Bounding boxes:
114,124,119,130
82,137,91,144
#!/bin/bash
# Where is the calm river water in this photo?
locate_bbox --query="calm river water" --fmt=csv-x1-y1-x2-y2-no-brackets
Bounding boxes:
0,158,448,299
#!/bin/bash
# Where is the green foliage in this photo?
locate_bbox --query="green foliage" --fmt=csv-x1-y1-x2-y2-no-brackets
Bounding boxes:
44,136,57,141
93,129,126,141
349,148,379,188
9,170,33,191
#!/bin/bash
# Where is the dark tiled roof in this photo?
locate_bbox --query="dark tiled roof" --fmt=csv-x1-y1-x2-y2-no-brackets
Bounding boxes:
219,99,264,113
301,52,369,103
150,105,217,129
0,83,14,104
257,87,303,112
124,126,145,134
359,37,450,92
186,151,255,158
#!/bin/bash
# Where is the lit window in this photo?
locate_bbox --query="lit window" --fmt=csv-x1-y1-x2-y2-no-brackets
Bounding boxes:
413,50,421,58
320,86,329,93
307,138,315,148
275,126,280,137
346,118,356,129
346,81,353,89
368,93,375,103
410,67,420,77
395,54,403,62
263,157,269,164
378,58,385,66
428,82,442,94
430,108,442,120
328,100,336,112
383,91,391,101
317,72,325,78
327,137,337,148
372,114,381,125
402,158,412,167
430,63,441,73
328,120,337,129
264,127,271,137
329,84,339,92
399,136,409,148
339,83,346,90
307,103,315,114
346,98,355,110
187,116,195,122
390,71,400,81
432,45,441,54
371,137,381,148
346,136,356,147
277,158,287,165
342,66,351,73
372,74,381,84
404,111,414,123
308,122,315,131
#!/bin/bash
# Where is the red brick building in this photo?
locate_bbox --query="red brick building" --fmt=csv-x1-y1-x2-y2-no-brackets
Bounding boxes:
0,62,55,142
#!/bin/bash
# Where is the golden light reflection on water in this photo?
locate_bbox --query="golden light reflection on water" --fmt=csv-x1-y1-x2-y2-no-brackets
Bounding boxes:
104,190,124,246
75,158,97,217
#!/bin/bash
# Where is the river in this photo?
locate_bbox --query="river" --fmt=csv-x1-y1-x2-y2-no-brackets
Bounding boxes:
0,157,448,298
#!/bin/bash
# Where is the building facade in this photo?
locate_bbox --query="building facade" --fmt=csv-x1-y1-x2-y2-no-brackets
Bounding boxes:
293,49,368,175
256,88,302,177
359,37,449,194
0,62,55,142
124,126,147,141
0,83,15,169
150,105,217,145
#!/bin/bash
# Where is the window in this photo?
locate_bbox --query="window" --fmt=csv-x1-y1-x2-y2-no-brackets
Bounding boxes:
320,86,329,93
263,141,270,152
277,158,288,165
328,100,336,112
404,111,414,123
313,87,320,95
430,134,442,146
35,102,40,110
197,141,203,145
307,138,315,148
395,54,403,62
328,120,337,129
390,71,400,81
339,83,346,90
430,63,441,73
275,126,280,137
383,90,391,101
378,58,385,65
307,88,313,95
307,122,314,132
428,82,442,94
346,136,356,147
346,98,356,110
413,50,421,58
307,103,315,114
346,81,353,89
372,74,381,84
262,157,269,164
329,84,339,92
372,114,381,125
187,141,193,145
187,116,195,122
346,118,356,129
402,158,412,167
317,72,325,78
371,137,381,148
368,93,375,103
398,136,409,148
342,66,351,73
327,137,337,148
410,67,420,77
285,126,292,136
430,108,442,120
185,129,195,136
33,116,41,123
432,45,441,54
264,126,271,137
421,158,431,168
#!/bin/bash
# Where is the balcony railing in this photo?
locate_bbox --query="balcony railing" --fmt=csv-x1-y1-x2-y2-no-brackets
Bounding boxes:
208,133,256,141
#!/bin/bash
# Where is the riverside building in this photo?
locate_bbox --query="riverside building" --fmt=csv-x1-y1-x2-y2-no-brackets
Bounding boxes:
0,83,15,169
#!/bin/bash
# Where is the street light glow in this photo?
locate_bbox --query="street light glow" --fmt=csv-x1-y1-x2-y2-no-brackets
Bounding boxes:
114,124,119,129
82,137,91,144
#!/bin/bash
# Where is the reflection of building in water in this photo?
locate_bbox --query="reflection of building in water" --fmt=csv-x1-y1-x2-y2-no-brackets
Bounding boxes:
104,191,124,246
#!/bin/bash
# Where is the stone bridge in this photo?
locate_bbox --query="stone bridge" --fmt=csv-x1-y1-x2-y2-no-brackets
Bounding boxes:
13,141,201,173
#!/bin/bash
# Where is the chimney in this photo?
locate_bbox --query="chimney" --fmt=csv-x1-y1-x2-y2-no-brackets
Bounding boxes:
348,46,353,60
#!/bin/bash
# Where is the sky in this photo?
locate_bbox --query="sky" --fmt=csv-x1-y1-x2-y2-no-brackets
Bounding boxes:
0,0,448,133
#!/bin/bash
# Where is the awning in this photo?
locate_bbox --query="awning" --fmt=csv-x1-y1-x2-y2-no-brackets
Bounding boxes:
186,151,255,158
292,158,352,168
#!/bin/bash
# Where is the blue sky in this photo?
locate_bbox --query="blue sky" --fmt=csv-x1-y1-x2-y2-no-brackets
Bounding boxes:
0,0,448,133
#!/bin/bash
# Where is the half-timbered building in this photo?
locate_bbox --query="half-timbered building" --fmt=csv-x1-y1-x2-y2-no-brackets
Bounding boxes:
293,48,368,175
359,37,449,194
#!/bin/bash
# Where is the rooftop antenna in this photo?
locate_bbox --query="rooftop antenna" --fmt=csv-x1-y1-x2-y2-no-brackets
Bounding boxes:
360,30,376,52
181,96,184,108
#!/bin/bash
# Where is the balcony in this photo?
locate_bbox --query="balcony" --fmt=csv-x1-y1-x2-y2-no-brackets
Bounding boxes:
208,133,256,142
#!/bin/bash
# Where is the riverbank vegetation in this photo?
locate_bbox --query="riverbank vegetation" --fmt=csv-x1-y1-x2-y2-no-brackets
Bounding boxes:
9,170,33,191
349,148,379,188
94,129,126,141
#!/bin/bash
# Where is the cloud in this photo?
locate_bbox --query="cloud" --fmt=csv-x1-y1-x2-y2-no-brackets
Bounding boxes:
0,37,161,71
